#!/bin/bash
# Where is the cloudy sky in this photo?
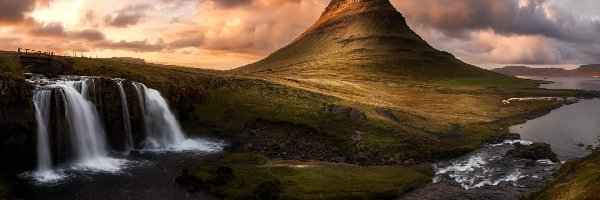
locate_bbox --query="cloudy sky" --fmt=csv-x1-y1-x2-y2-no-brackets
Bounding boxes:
1,0,599,69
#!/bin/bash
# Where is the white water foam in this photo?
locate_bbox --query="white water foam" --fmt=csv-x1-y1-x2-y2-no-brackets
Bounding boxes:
433,140,560,190
26,170,68,185
491,139,533,146
70,157,129,172
141,138,226,153
502,97,578,104
434,141,534,189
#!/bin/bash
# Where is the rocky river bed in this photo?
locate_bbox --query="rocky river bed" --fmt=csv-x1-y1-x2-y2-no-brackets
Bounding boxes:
401,140,561,200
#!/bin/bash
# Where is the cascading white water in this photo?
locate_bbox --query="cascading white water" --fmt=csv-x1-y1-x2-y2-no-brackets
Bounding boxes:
133,82,221,151
60,83,108,160
33,90,53,172
116,80,134,150
58,79,125,171
24,75,223,183
133,83,185,148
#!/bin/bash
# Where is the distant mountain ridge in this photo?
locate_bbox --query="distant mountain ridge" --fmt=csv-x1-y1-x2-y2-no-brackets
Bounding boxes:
492,65,600,77
234,0,507,81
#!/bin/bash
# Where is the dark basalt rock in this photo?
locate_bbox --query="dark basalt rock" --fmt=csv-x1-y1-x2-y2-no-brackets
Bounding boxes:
506,142,559,163
487,133,521,144
375,108,401,124
323,104,366,122
0,74,36,171
175,168,204,192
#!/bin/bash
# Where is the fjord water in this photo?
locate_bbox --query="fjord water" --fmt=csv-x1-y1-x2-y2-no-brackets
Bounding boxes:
519,76,600,91
511,76,600,160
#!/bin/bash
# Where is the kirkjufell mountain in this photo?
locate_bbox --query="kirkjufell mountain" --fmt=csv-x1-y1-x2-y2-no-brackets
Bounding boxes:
236,0,505,81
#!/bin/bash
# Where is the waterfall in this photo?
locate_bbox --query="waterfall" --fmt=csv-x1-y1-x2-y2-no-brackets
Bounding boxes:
116,80,134,150
25,75,224,183
133,83,186,149
33,90,53,173
58,80,125,171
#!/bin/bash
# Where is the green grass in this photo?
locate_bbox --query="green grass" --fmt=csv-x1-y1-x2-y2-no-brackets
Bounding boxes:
0,175,10,200
0,53,23,79
529,149,600,200
193,153,433,199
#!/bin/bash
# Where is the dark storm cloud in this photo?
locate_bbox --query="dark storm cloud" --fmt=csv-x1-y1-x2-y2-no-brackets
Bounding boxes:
0,0,49,24
0,0,35,23
392,0,600,64
169,34,204,48
29,22,106,41
97,39,166,52
104,4,152,28
208,0,252,8
395,0,600,44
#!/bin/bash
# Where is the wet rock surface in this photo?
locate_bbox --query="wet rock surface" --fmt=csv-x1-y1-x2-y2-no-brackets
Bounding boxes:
506,142,560,163
401,141,561,200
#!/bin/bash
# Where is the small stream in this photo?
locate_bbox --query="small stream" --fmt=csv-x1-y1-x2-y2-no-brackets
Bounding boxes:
403,76,600,199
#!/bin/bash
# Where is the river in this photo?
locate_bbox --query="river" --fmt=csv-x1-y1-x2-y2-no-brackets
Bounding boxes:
403,76,600,199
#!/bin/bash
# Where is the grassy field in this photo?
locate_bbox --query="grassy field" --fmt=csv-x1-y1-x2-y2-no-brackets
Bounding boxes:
529,149,600,200
190,153,433,199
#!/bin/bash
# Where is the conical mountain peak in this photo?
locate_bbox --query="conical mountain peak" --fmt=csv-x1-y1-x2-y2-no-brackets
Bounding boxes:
323,0,394,15
235,0,503,81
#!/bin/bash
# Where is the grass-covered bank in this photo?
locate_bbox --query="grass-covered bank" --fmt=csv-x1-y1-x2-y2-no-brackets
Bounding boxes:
528,149,600,200
63,57,578,164
182,153,433,199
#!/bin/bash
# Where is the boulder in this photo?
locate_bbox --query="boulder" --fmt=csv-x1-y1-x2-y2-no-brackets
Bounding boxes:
323,104,366,122
506,142,559,163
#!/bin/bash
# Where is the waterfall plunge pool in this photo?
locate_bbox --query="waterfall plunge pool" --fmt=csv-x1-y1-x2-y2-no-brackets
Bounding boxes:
21,75,226,185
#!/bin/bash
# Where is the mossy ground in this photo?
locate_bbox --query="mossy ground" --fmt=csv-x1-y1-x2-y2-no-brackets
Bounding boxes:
192,153,433,199
529,149,600,200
